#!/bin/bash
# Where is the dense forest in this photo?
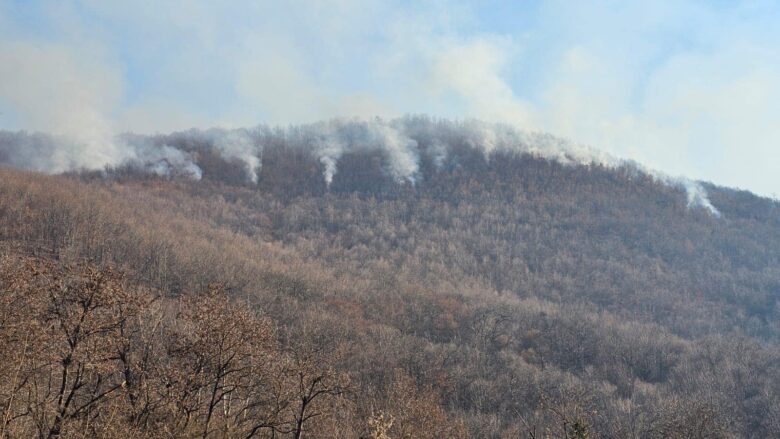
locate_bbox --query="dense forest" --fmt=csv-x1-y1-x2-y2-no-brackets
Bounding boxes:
1,117,780,438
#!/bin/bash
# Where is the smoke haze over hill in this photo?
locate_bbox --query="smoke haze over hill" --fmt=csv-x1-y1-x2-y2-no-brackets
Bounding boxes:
0,117,721,215
1,1,780,197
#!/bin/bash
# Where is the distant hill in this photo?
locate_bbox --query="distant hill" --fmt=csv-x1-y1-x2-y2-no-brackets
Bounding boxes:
1,117,779,438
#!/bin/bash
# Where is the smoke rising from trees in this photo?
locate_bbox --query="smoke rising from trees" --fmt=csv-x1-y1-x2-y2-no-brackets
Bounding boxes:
0,117,720,215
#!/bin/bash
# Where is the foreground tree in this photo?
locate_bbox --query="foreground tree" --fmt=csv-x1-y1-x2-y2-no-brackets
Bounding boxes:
0,256,153,437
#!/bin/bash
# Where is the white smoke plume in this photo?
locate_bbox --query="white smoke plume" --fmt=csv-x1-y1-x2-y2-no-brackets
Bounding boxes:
0,41,131,172
127,141,203,180
0,40,206,181
298,118,419,185
673,178,721,218
0,117,720,216
396,118,721,216
206,128,261,183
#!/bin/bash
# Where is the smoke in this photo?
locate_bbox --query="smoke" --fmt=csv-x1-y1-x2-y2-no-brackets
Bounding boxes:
0,7,726,214
0,131,130,174
120,137,203,180
0,39,211,181
675,178,720,217
0,117,720,216
204,128,261,183
0,41,129,172
143,146,203,180
388,118,721,216
299,118,419,185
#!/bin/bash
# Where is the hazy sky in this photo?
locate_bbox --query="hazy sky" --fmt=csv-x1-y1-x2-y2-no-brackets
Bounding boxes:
1,1,779,196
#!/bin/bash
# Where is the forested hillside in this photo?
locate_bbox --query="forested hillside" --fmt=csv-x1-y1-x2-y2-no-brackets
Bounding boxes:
1,118,780,438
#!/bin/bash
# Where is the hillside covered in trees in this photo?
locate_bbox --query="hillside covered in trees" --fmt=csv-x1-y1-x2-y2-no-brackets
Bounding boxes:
1,117,780,438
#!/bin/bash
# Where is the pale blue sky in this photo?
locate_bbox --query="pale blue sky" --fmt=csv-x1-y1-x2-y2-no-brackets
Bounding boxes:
1,1,779,196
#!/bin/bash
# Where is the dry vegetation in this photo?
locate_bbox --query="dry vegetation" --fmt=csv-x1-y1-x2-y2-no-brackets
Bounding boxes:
1,125,780,438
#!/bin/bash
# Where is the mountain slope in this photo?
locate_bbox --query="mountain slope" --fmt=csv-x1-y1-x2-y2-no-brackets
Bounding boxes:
1,119,780,438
